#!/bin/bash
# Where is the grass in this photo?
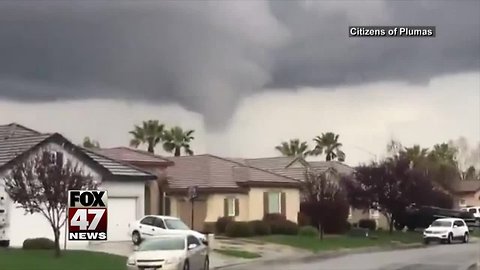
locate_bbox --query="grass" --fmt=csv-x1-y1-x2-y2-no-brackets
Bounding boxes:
0,249,127,270
255,231,423,253
214,248,262,259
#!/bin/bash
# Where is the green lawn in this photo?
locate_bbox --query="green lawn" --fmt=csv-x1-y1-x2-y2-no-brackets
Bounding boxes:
256,231,422,253
0,249,127,270
214,248,261,259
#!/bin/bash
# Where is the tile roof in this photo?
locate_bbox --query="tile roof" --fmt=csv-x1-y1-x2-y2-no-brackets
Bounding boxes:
0,123,41,139
0,134,52,167
244,156,355,181
453,180,480,193
0,124,154,179
94,147,173,165
81,148,155,177
165,154,300,190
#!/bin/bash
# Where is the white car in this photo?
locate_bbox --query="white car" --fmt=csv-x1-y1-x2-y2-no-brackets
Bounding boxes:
129,215,207,245
127,234,209,270
423,218,469,244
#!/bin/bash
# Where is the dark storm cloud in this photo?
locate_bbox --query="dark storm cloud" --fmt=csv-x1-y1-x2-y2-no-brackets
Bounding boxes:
0,1,478,127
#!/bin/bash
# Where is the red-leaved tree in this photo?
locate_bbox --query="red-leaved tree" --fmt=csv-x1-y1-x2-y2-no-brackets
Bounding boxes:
4,150,96,257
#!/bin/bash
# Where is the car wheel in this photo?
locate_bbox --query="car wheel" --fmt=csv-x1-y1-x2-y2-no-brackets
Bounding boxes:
447,233,453,244
203,256,209,270
463,232,469,243
132,231,141,245
183,260,190,270
0,240,9,248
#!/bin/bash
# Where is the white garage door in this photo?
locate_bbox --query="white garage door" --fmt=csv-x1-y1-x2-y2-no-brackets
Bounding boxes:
108,198,137,241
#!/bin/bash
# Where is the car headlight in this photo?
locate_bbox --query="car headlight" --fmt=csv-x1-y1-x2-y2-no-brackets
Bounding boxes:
165,256,182,265
127,256,136,265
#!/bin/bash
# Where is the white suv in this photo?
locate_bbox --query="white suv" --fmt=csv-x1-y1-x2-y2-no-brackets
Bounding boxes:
128,215,207,246
423,218,469,244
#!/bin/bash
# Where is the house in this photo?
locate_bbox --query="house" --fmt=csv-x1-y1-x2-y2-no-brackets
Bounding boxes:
164,155,301,231
0,123,157,248
244,156,388,229
94,147,174,216
452,180,480,209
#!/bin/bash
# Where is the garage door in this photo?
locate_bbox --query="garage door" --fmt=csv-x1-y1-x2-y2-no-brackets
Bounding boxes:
107,198,137,241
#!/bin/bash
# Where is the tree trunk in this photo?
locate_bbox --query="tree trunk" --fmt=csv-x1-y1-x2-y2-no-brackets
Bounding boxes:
53,228,61,257
174,147,181,156
148,144,155,153
387,214,394,234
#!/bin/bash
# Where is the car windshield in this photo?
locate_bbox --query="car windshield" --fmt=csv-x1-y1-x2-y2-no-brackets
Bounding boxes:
164,219,190,230
469,209,477,213
431,221,452,227
138,237,185,251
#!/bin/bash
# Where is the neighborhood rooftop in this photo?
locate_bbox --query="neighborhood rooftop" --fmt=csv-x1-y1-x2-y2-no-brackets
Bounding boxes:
165,154,301,190
95,147,173,165
0,123,154,179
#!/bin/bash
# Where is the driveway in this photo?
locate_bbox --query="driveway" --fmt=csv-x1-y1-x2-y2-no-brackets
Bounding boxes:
225,241,479,270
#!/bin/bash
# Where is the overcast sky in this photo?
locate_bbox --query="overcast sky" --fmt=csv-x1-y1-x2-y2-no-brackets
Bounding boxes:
0,1,479,166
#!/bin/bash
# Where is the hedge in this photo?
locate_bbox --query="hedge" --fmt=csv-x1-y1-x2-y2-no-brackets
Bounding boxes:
22,238,55,250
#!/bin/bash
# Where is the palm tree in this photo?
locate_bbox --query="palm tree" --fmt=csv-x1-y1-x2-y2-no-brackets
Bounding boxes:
162,126,195,156
429,143,457,165
401,145,429,167
275,139,311,157
311,132,346,162
82,137,100,149
465,166,477,181
129,120,165,153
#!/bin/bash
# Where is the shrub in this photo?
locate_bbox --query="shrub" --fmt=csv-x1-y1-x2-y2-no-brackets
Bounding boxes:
249,220,271,235
269,220,299,235
216,216,234,234
203,222,216,234
263,213,286,223
300,191,350,234
298,226,318,237
358,219,377,231
225,222,254,237
297,212,311,227
22,238,55,250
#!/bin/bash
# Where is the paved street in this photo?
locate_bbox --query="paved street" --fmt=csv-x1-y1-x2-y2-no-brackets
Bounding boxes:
227,242,480,270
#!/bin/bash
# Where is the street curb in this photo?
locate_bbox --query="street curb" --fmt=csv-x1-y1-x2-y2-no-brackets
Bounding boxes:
212,243,426,270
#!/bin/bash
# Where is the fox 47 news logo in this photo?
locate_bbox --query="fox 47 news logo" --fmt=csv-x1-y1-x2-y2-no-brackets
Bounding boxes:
68,190,108,241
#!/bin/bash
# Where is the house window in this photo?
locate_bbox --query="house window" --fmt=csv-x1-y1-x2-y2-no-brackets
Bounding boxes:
227,198,236,217
268,192,281,214
459,199,466,207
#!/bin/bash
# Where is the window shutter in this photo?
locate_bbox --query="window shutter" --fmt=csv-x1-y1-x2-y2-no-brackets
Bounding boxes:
42,151,50,163
235,198,239,216
263,192,268,216
56,152,64,167
281,192,286,217
224,198,228,217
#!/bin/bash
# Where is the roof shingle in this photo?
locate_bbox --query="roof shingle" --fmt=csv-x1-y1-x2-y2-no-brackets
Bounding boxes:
94,147,173,165
166,154,300,190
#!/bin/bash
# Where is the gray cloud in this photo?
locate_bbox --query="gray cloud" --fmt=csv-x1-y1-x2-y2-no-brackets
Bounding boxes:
0,1,478,127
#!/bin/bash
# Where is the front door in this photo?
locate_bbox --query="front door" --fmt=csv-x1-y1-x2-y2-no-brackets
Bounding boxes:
453,220,464,238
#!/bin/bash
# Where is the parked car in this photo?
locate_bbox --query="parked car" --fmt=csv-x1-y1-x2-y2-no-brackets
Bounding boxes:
423,218,469,244
395,206,476,231
127,234,209,270
462,206,480,223
129,215,207,245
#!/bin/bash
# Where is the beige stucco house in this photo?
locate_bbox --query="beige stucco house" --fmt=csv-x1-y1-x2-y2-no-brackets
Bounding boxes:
452,180,480,209
97,150,302,232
